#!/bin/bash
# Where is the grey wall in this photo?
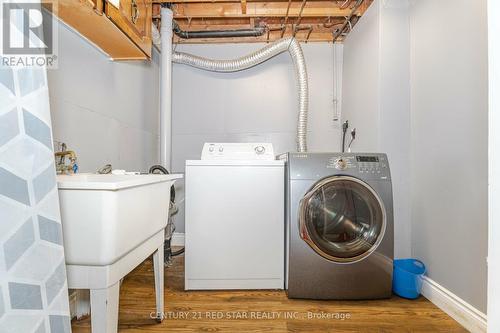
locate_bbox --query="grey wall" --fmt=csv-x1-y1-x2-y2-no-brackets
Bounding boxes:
342,1,380,152
342,0,412,258
48,20,161,173
0,66,71,331
171,43,343,233
342,0,488,313
409,0,488,313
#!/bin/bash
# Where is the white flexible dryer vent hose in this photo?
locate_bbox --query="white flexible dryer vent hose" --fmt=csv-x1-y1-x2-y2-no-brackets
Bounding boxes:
172,37,309,152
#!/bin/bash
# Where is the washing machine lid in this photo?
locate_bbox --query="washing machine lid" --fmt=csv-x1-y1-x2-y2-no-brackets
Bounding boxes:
186,160,284,167
299,175,386,263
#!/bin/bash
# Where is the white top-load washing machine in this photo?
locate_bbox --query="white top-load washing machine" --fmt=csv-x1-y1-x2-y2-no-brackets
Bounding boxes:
185,143,284,290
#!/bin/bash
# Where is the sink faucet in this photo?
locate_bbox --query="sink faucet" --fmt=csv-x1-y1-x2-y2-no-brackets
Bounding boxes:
55,143,78,174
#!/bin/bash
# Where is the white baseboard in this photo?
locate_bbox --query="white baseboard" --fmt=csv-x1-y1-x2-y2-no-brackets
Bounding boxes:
421,276,487,333
171,232,185,247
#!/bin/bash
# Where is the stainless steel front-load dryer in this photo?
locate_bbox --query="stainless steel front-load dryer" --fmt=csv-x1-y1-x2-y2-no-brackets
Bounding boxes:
280,153,394,299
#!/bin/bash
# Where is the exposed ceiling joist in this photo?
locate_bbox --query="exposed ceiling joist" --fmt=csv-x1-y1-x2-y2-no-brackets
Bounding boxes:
153,0,346,3
241,0,247,14
170,2,353,19
153,0,373,43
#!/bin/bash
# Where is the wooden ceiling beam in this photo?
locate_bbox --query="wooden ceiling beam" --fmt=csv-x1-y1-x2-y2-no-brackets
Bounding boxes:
172,16,345,25
171,2,354,19
155,0,347,3
153,0,373,43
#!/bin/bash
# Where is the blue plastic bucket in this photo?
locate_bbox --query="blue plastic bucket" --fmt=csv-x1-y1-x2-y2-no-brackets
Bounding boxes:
393,259,426,299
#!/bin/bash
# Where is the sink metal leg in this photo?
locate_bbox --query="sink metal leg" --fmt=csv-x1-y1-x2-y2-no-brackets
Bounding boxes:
90,282,120,333
153,243,164,323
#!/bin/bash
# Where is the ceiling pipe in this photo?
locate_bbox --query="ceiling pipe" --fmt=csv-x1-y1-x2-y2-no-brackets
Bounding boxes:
332,0,364,43
173,21,265,39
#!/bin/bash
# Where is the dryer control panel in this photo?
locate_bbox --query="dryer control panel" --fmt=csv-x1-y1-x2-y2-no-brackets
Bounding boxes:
201,143,275,160
326,155,388,174
355,155,388,174
286,153,391,181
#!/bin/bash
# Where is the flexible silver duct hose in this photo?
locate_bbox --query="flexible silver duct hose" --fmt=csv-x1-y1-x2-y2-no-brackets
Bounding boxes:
172,37,309,152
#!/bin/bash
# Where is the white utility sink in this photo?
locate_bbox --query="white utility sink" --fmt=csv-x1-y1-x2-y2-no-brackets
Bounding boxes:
57,173,182,333
57,173,181,266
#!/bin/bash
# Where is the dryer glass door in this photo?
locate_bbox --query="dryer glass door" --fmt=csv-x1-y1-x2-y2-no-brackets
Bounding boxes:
299,176,386,263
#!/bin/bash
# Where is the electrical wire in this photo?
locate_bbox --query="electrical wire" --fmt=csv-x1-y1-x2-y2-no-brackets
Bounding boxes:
347,128,356,152
345,17,353,33
341,120,349,153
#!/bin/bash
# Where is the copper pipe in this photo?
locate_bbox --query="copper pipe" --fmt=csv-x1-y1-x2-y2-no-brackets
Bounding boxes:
294,25,313,42
292,0,307,37
304,25,313,42
323,16,343,29
280,0,293,38
267,26,283,42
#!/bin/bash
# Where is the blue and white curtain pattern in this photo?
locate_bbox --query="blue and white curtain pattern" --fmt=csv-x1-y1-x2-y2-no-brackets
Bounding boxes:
0,26,72,333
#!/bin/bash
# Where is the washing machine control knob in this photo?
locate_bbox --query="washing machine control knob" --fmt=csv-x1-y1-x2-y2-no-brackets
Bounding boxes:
255,145,266,155
334,158,347,170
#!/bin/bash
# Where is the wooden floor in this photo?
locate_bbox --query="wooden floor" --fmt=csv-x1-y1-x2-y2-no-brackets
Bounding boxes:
72,255,467,333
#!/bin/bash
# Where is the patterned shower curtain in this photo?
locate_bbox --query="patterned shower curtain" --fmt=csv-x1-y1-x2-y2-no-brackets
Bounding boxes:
0,2,72,331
